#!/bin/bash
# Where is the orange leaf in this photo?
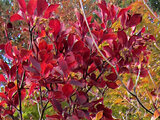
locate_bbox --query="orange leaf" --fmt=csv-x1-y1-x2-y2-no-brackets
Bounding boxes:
154,110,160,120
96,110,103,120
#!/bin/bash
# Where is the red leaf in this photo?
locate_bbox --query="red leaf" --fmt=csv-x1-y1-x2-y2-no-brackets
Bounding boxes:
10,65,17,80
12,89,26,106
43,4,59,18
65,52,77,69
117,30,127,45
27,0,37,15
66,115,79,120
111,65,119,73
62,84,73,97
140,67,148,77
105,73,117,81
29,56,41,73
0,60,10,78
21,89,26,101
149,35,156,41
0,44,5,50
17,0,26,12
53,91,64,99
43,63,53,77
103,46,113,58
102,33,117,41
120,14,127,28
98,3,109,15
39,40,47,50
8,82,15,89
7,22,13,29
70,79,85,88
13,93,19,106
88,63,97,73
37,0,48,16
29,83,38,96
47,44,53,52
50,98,62,113
106,81,118,89
0,100,6,106
38,30,46,37
10,14,23,22
3,110,13,116
72,41,84,52
75,12,84,26
68,33,75,48
20,49,32,60
5,42,14,59
0,74,6,82
58,56,68,76
49,19,61,36
128,35,137,48
117,6,131,18
77,91,88,105
46,114,61,119
127,78,134,91
0,93,7,99
141,26,145,33
126,14,142,27
8,86,17,100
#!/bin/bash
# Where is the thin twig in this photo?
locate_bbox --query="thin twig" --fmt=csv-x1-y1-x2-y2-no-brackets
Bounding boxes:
154,42,160,51
40,86,43,108
39,101,49,120
134,65,141,93
45,105,52,110
143,0,160,21
34,95,41,117
86,65,106,93
147,69,156,88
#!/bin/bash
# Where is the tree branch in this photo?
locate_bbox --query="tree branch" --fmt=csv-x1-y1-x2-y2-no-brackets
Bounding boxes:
39,101,49,120
28,24,35,50
16,66,23,120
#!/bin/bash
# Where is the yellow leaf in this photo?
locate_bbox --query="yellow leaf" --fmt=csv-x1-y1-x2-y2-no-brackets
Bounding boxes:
95,110,103,120
114,98,122,104
139,53,144,62
146,90,153,101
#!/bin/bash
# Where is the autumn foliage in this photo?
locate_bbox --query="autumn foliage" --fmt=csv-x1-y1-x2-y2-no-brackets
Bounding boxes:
0,0,157,119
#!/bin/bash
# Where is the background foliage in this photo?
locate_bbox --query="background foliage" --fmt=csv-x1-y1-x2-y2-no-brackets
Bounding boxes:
0,0,160,120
